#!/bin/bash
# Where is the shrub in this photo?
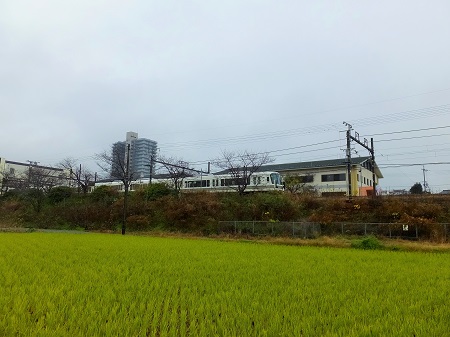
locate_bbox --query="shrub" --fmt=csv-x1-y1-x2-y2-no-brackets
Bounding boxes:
163,192,221,230
140,183,173,201
90,186,119,205
48,186,73,204
351,236,383,250
126,215,152,231
252,192,298,221
0,189,23,200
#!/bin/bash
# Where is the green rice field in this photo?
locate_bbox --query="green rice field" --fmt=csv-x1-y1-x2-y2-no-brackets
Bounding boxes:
0,232,449,336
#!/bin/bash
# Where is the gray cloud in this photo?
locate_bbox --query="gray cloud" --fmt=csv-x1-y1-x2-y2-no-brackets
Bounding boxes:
2,0,450,191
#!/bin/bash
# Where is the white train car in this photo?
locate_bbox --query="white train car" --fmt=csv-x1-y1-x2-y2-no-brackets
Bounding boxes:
93,171,283,193
182,171,283,192
91,179,125,192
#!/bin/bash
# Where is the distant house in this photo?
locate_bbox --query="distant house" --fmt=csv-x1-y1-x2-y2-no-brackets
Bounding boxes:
215,156,383,197
0,157,70,194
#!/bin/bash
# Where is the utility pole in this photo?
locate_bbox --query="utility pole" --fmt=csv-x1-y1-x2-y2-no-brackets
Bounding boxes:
78,163,82,194
371,138,376,198
149,155,154,184
422,165,429,193
344,122,377,198
122,143,130,235
343,122,352,199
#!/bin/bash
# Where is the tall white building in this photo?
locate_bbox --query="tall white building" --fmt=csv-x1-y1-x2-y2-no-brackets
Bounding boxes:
111,132,158,179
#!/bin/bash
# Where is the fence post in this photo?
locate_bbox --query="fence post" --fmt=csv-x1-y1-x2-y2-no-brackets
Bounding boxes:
364,223,367,236
304,222,307,238
234,221,237,234
252,221,254,234
415,224,418,239
292,222,295,237
389,223,391,238
445,224,448,242
341,223,344,235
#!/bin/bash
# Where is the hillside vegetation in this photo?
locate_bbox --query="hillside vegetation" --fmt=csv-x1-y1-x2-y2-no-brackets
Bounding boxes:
1,185,449,241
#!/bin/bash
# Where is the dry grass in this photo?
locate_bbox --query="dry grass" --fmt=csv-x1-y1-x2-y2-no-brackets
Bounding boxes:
2,220,448,252
128,230,450,253
381,239,450,252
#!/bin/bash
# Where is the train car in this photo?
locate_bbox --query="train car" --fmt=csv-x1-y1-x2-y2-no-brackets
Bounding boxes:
93,171,283,193
92,179,125,192
181,171,283,192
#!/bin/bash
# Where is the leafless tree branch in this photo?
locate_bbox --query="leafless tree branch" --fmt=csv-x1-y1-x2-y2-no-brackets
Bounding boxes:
58,157,94,194
213,150,274,194
157,156,194,191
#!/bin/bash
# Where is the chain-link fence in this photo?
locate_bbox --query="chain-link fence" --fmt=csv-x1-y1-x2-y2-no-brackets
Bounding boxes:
217,221,450,241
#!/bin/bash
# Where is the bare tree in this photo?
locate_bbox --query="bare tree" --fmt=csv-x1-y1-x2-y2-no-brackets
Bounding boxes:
214,150,274,194
58,158,94,194
96,144,136,235
157,156,194,192
0,169,23,195
24,166,66,193
283,173,317,194
17,166,66,212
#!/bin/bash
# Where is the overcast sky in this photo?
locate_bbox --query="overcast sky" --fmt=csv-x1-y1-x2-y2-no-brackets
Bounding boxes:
2,0,450,191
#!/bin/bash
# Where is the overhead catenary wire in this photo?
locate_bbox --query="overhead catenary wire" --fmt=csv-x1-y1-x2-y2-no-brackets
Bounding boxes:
379,162,450,168
366,125,450,137
186,129,450,167
158,104,450,151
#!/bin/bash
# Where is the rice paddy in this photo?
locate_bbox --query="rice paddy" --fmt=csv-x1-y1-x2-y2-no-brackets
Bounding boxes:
0,232,449,336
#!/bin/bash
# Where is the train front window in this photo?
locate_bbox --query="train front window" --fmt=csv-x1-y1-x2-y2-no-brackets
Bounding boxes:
270,173,281,185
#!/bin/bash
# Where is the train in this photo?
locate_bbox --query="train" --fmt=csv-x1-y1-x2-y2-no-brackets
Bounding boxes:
93,171,284,193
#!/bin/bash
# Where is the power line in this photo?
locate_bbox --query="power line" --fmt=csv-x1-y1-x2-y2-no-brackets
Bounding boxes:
377,133,450,143
184,129,450,167
152,88,450,138
348,104,450,129
367,125,450,137
379,162,450,168
159,104,450,152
